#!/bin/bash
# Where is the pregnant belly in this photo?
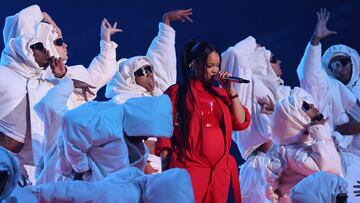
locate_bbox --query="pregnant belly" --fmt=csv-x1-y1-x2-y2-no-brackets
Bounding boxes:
201,127,225,166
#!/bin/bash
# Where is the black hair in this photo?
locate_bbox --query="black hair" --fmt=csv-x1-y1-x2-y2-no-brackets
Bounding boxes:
0,170,9,196
175,40,223,157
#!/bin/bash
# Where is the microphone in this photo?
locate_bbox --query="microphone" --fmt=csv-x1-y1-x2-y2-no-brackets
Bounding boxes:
223,76,250,83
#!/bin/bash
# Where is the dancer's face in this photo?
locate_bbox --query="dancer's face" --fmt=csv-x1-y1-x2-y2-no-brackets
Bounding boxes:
54,36,68,61
328,55,352,85
302,101,323,122
270,54,282,77
134,65,155,92
30,42,50,67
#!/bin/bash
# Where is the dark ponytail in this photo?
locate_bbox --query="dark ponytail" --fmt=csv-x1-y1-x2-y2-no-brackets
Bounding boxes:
175,39,197,157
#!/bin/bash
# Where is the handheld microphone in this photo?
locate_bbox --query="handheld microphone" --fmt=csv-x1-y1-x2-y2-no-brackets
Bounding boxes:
223,76,250,83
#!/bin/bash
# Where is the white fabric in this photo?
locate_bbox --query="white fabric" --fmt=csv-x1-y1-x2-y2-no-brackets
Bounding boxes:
105,22,176,103
262,93,342,202
239,152,267,203
60,95,173,181
35,22,61,59
289,171,348,203
2,5,42,47
123,96,173,137
222,36,291,159
148,154,161,172
28,167,194,203
0,95,29,143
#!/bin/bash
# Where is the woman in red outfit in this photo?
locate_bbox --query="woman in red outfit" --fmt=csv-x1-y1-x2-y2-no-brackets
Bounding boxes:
155,41,250,203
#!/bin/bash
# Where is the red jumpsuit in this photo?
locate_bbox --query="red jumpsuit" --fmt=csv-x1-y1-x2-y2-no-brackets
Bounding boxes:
155,80,250,203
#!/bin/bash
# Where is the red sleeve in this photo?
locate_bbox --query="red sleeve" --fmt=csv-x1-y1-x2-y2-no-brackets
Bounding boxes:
231,105,251,131
154,137,173,156
214,87,251,131
154,84,178,156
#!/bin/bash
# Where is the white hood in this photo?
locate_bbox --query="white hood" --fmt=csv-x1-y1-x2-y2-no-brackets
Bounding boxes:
322,44,360,123
322,44,360,90
105,56,163,104
271,87,315,144
0,4,46,79
2,5,42,47
36,22,61,59
1,34,45,79
221,36,289,159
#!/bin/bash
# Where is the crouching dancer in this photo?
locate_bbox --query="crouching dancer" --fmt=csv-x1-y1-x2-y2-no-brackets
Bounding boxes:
262,88,342,202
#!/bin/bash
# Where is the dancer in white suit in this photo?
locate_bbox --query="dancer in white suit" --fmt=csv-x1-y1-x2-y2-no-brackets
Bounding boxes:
262,88,342,203
222,36,291,202
106,9,193,173
296,8,360,202
0,5,121,184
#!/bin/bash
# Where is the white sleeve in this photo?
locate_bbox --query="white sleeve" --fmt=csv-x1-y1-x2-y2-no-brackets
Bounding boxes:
285,125,342,176
5,5,43,40
34,78,73,153
296,43,330,110
146,23,176,91
262,145,287,190
307,125,342,175
64,40,118,106
84,40,118,93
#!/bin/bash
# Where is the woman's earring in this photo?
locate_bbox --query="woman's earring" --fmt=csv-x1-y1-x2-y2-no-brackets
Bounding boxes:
189,62,197,78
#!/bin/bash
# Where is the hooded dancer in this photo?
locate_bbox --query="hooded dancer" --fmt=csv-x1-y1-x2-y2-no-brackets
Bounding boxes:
33,94,192,203
221,36,291,202
0,5,121,184
32,67,193,203
262,88,342,203
0,12,56,185
34,75,172,182
59,95,174,181
106,9,193,173
296,8,360,202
